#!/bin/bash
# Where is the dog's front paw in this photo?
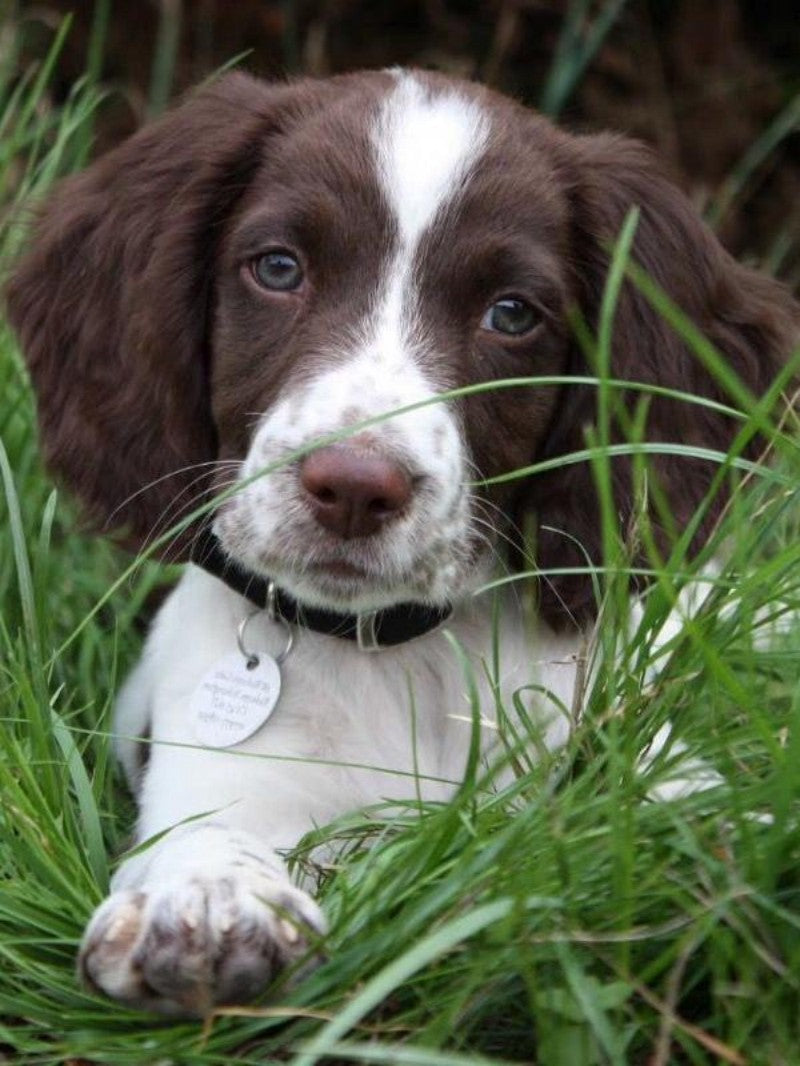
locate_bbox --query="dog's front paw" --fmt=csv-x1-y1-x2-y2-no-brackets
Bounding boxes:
79,874,325,1014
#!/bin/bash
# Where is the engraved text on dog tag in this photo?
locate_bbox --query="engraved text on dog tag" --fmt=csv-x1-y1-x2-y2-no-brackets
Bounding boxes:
191,652,281,748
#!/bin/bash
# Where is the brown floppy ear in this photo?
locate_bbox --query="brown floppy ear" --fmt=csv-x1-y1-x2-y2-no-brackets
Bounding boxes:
5,72,289,552
528,132,799,628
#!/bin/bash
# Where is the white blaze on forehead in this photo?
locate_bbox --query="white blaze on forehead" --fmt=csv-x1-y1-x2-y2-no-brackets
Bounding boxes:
374,72,490,250
361,72,489,380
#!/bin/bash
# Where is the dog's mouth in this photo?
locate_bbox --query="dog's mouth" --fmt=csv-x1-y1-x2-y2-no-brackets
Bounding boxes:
235,534,462,613
308,557,370,580
214,515,491,614
215,461,479,611
283,548,404,600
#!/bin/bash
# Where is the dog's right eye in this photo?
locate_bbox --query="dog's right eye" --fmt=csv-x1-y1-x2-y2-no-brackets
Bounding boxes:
480,297,540,336
251,251,304,292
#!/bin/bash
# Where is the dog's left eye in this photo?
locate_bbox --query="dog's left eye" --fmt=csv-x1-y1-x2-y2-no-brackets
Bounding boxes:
480,298,539,336
251,251,304,291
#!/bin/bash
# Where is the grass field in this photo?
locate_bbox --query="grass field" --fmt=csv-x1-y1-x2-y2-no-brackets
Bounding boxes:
1,16,800,1066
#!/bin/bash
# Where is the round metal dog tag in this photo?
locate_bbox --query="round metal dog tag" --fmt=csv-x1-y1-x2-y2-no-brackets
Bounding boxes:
191,652,281,748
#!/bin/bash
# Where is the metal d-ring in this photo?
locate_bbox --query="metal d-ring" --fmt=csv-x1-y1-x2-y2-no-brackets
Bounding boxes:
236,602,294,669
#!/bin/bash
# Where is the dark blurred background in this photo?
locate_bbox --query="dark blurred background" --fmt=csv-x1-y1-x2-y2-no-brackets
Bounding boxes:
7,0,800,280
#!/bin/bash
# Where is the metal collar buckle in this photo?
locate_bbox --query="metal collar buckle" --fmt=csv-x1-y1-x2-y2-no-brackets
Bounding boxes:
355,604,454,652
356,611,382,652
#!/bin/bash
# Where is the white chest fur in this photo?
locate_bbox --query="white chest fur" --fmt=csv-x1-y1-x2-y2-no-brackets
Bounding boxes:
114,566,583,849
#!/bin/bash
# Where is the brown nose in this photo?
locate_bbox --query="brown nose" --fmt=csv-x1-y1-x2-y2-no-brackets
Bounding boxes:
300,445,413,539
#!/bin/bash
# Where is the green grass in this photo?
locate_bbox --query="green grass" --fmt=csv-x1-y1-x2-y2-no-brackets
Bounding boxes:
2,17,800,1066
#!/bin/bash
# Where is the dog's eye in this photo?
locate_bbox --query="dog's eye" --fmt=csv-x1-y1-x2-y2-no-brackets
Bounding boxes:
480,298,539,336
251,251,304,292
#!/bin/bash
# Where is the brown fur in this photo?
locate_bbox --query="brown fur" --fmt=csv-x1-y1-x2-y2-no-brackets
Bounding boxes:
6,70,798,626
530,132,799,623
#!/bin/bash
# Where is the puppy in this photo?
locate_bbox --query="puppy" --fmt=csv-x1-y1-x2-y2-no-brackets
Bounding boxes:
7,68,797,1014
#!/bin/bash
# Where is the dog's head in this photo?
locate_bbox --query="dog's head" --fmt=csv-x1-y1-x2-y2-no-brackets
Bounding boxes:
6,70,798,624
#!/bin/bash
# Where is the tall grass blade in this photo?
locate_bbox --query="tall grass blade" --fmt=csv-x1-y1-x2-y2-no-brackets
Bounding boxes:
540,0,629,118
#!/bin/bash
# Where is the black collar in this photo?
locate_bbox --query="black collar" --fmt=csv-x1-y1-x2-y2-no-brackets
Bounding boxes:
190,528,453,651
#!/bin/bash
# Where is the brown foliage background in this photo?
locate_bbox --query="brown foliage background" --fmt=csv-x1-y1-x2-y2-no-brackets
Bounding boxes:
10,0,800,280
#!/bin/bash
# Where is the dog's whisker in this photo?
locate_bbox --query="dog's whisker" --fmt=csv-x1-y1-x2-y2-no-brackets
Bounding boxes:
136,470,240,558
136,474,241,568
105,459,242,532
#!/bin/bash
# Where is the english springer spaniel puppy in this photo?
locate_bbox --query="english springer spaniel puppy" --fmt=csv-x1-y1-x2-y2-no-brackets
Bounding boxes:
7,69,797,1015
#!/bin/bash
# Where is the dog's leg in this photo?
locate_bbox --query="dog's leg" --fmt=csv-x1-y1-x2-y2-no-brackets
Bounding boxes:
77,567,453,1014
80,650,333,1014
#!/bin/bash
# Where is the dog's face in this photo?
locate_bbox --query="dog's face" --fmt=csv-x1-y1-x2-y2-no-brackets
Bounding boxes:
7,70,797,622
211,73,571,610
